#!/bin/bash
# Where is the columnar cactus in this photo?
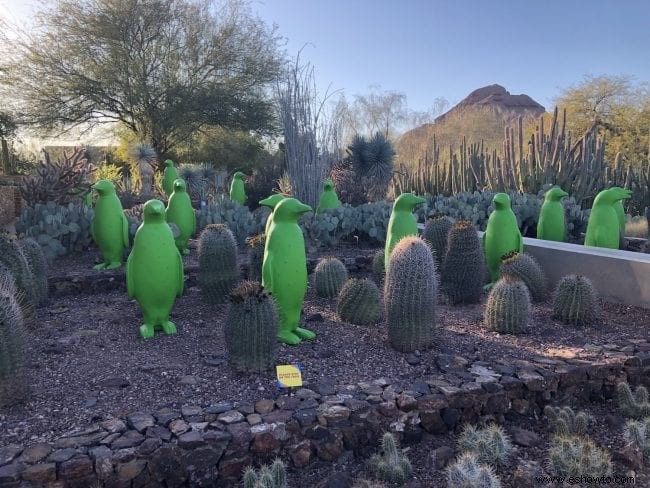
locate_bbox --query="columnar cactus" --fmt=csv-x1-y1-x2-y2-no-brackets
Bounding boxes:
224,281,278,373
314,257,348,298
617,382,650,419
484,277,531,334
0,235,36,308
372,249,385,281
384,236,437,353
440,220,485,304
458,424,512,467
446,453,502,488
197,224,239,304
623,418,650,457
552,274,598,326
544,406,590,436
499,251,547,301
547,436,612,478
369,433,412,485
423,215,453,267
243,458,287,488
17,238,48,306
246,233,266,282
0,263,17,297
0,286,28,408
337,278,381,325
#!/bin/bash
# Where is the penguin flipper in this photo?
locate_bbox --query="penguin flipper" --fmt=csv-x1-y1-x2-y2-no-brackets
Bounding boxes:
126,252,135,298
176,250,184,297
262,251,274,293
122,212,129,247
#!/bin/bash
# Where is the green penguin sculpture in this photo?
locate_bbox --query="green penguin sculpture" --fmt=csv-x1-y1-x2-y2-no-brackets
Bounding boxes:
262,197,314,345
127,199,184,339
584,187,632,249
229,171,247,205
483,192,523,284
316,179,341,214
161,159,179,198
91,179,129,270
259,194,286,236
385,193,426,269
165,178,196,255
537,187,569,242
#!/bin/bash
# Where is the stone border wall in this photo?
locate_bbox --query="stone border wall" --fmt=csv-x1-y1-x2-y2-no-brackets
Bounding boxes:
1,345,649,488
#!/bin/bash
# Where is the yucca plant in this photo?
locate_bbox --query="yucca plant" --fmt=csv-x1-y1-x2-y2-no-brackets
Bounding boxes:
457,424,512,467
446,452,502,488
369,433,412,486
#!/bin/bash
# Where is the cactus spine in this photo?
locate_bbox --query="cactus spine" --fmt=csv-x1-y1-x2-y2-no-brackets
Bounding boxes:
446,452,502,488
440,220,484,304
17,238,48,306
423,215,453,267
0,235,37,309
372,249,385,281
484,277,531,334
197,224,239,303
544,406,589,436
243,458,287,488
369,432,412,485
246,233,266,282
337,278,381,325
623,418,650,457
547,436,612,479
314,257,348,298
617,382,650,419
458,424,512,467
0,285,28,407
552,274,598,326
384,236,437,352
499,251,547,301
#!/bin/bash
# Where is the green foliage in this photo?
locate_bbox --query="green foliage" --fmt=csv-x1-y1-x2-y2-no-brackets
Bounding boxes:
337,278,382,326
372,250,385,281
458,424,512,467
224,281,277,373
423,215,453,267
93,163,123,184
243,458,287,488
369,433,412,486
355,201,392,243
446,452,502,488
544,406,590,437
499,251,547,301
552,275,598,326
197,224,240,304
17,238,48,306
178,163,218,202
547,435,612,479
623,418,650,458
617,383,650,419
384,236,437,352
440,219,484,304
0,286,28,408
246,233,266,282
484,277,531,334
300,206,358,248
16,201,94,261
196,195,267,246
314,257,348,298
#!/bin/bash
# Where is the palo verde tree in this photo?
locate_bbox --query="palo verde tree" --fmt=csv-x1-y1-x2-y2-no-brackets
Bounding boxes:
0,0,284,164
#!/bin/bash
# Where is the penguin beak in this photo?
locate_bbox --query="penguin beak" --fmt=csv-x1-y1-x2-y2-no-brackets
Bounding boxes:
298,203,313,214
558,190,568,198
259,197,274,207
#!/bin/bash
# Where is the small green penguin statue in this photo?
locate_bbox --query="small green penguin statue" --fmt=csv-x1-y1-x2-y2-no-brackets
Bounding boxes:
316,179,341,214
91,179,129,270
229,171,247,205
127,199,184,339
483,192,523,284
537,187,569,242
262,197,314,345
584,187,632,249
165,178,196,255
385,192,426,269
161,159,179,198
259,194,286,236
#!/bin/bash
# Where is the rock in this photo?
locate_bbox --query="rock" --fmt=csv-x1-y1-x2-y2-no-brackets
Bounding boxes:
517,370,545,391
47,448,78,463
431,445,455,469
111,430,145,449
100,376,131,388
287,440,312,468
397,393,418,412
127,412,156,433
54,430,108,449
0,446,22,466
315,379,337,396
117,459,147,481
378,401,398,417
410,379,431,395
255,399,275,414
318,471,353,488
436,354,469,371
205,402,234,415
58,455,93,480
509,426,541,447
181,405,202,418
247,414,263,426
318,405,351,425
512,459,545,486
101,418,127,434
169,419,190,436
147,446,187,486
178,431,206,449
179,375,198,385
204,358,225,367
306,313,323,322
0,462,23,483
136,437,162,456
154,407,181,426
613,443,644,470
22,462,56,483
406,353,421,365
19,443,52,464
218,410,245,424
146,425,172,442
83,397,98,408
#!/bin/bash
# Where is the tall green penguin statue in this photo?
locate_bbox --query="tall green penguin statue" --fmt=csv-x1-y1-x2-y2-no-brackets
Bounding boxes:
91,179,129,270
584,187,632,249
165,178,196,255
127,199,184,339
385,193,426,269
229,171,247,205
537,187,569,242
262,197,314,345
161,159,179,198
316,179,341,214
259,194,286,236
483,192,523,284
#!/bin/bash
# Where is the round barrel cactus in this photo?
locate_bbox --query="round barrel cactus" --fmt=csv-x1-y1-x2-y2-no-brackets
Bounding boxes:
372,249,385,281
337,278,381,325
0,285,28,407
423,215,453,267
17,238,48,306
198,224,239,304
314,257,348,298
499,251,546,301
246,233,266,282
484,277,531,334
440,220,485,304
384,236,437,352
552,274,598,326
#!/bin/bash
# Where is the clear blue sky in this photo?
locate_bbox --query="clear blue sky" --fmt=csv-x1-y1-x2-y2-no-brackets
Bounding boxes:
254,0,650,111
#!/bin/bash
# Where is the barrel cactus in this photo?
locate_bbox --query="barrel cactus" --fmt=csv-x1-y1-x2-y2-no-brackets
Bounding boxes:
440,220,485,304
384,236,437,352
246,233,265,282
499,251,547,301
337,278,381,325
552,274,598,326
0,235,37,310
0,286,28,407
423,215,453,266
314,257,348,298
197,224,239,304
224,281,278,373
17,238,48,306
484,277,531,334
372,249,385,281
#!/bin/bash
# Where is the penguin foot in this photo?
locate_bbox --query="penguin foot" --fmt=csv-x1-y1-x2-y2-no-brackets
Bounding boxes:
93,262,107,270
278,330,302,345
161,321,177,335
139,324,155,339
294,327,316,340
483,282,495,291
104,262,122,270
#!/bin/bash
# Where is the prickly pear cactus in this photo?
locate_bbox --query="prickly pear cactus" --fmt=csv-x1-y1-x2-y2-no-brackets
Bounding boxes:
197,224,240,304
246,233,266,282
337,278,381,325
314,257,348,298
0,286,28,408
440,220,485,304
484,277,531,334
499,251,547,301
423,215,453,267
552,274,598,326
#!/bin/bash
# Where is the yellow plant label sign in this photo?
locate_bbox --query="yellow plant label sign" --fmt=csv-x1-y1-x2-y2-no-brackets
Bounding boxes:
276,364,303,388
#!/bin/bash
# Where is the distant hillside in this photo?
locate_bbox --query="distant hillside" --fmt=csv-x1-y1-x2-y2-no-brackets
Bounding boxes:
396,84,545,166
